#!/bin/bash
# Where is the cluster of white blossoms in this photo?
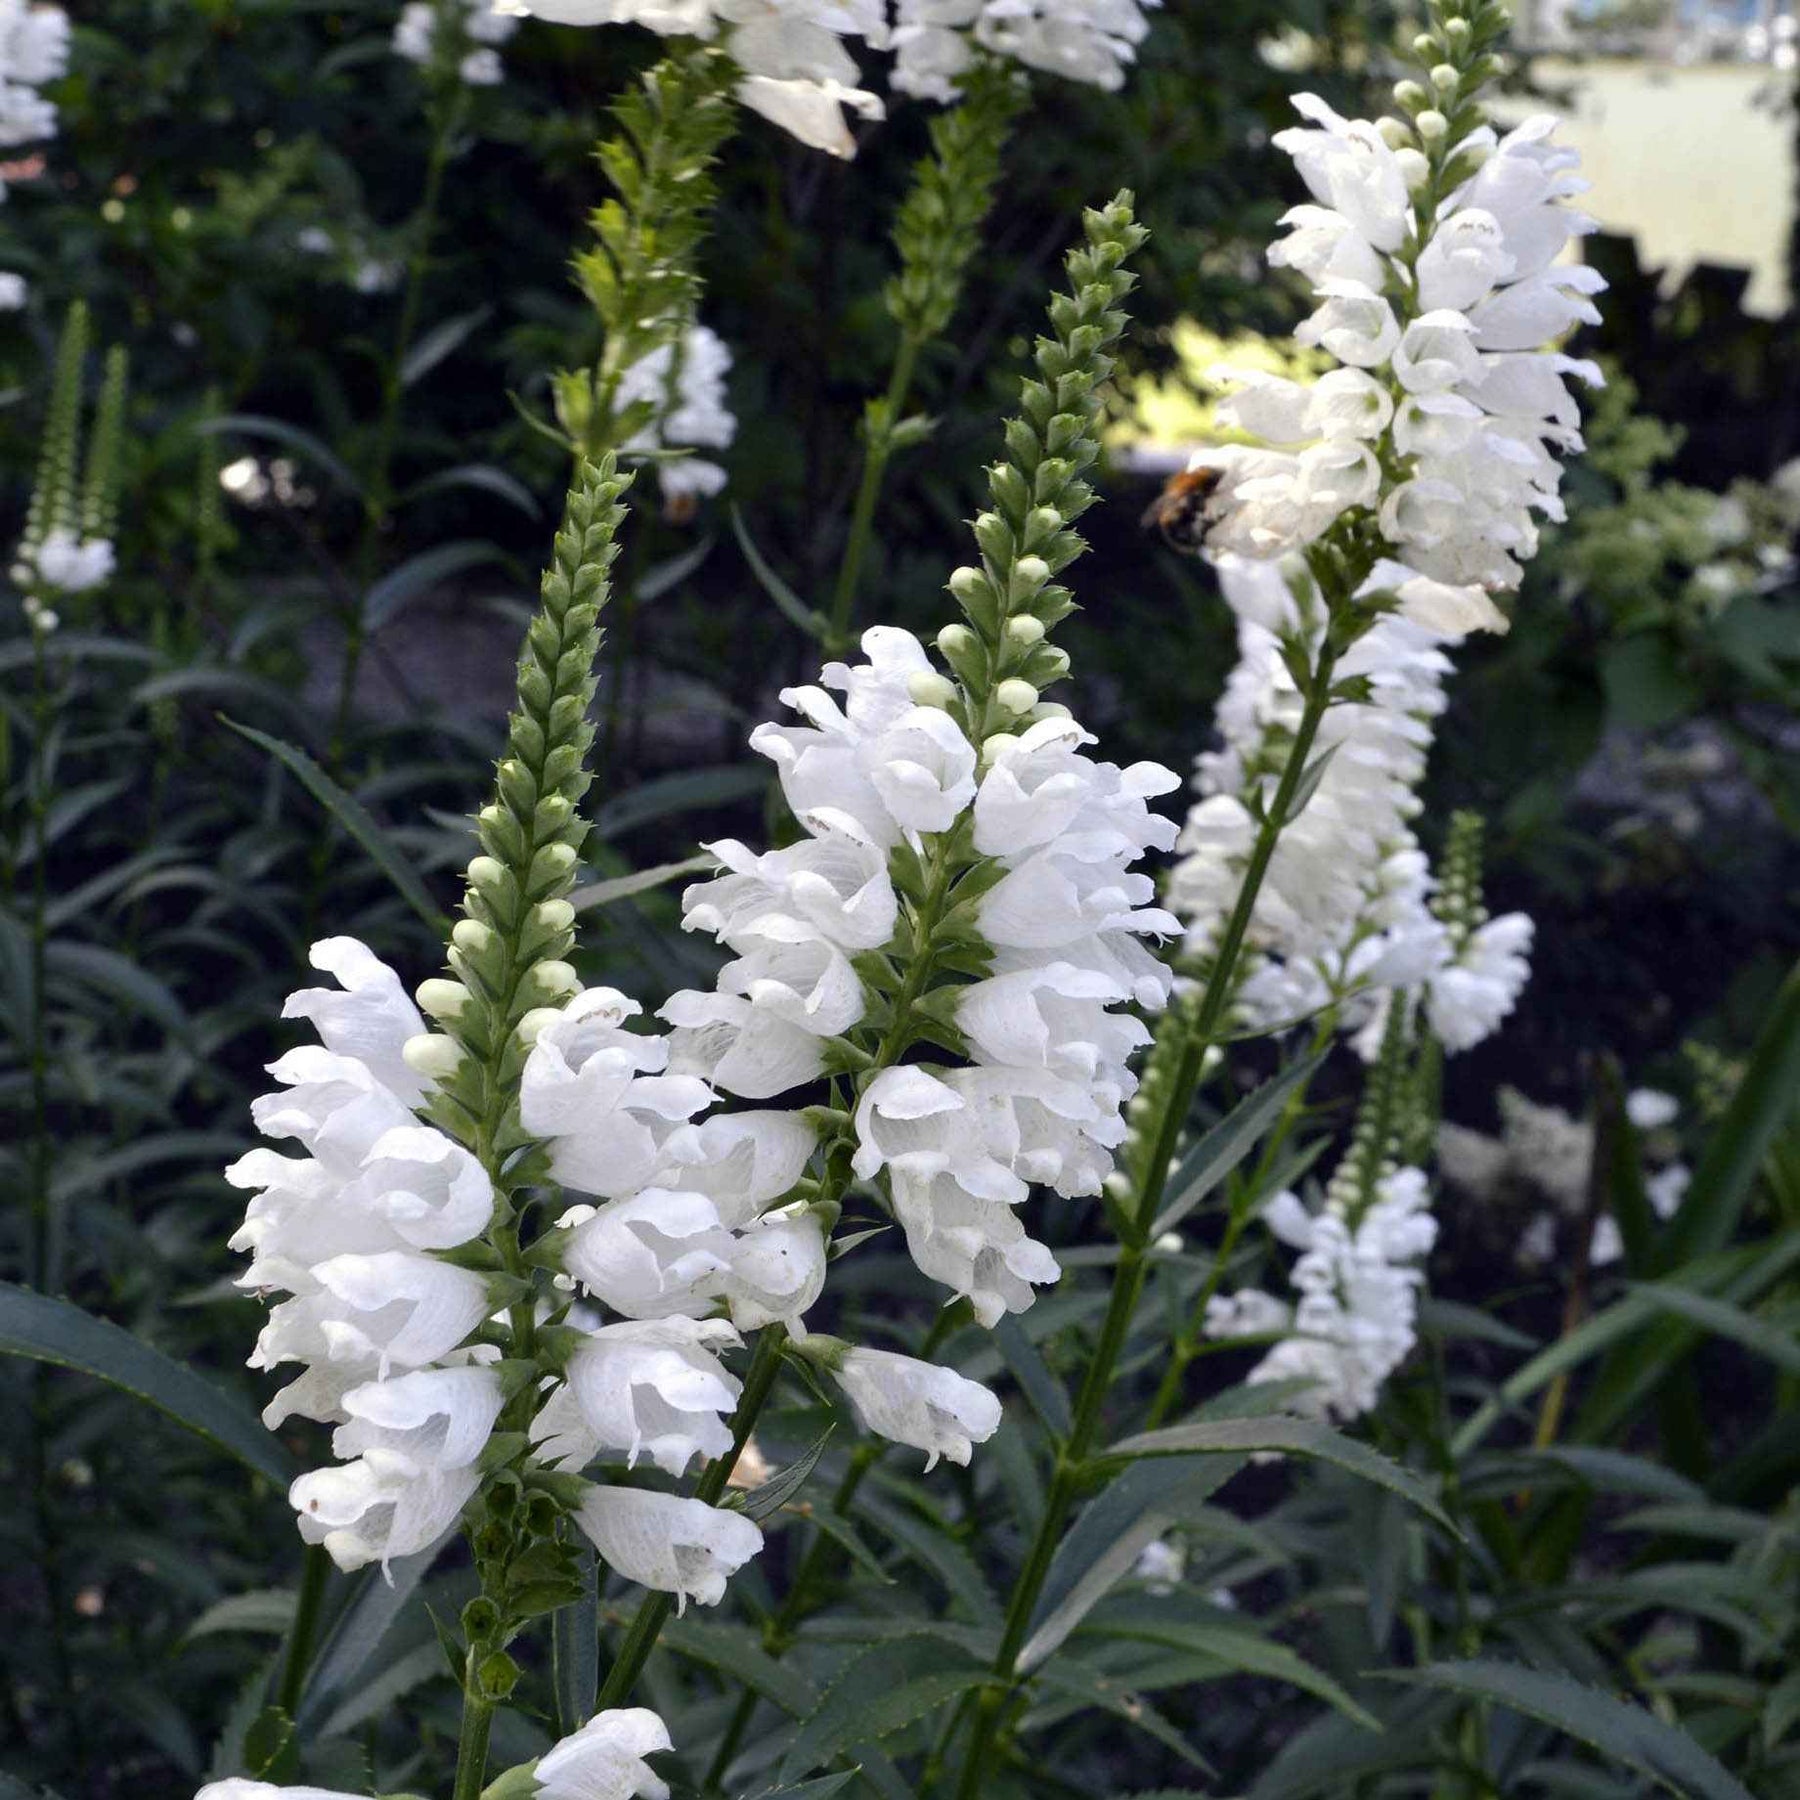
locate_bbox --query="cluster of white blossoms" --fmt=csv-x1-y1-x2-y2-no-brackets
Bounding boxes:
687,624,1178,1326
0,0,66,159
613,324,736,509
230,940,508,1570
393,0,518,85
14,529,118,636
232,941,772,1599
1190,63,1604,637
889,0,1161,103
1205,1166,1437,1422
1167,555,1532,1058
198,1706,678,1800
1439,1084,1691,1268
507,0,1159,152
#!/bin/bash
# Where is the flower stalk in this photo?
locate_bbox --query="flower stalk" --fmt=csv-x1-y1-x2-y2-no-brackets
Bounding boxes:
828,58,1025,648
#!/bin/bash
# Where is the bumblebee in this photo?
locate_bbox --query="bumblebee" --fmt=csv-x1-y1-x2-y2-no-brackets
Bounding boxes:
1139,465,1225,555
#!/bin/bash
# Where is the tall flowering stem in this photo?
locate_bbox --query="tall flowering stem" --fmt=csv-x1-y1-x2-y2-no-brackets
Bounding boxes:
828,58,1026,648
556,46,738,460
949,609,1341,1800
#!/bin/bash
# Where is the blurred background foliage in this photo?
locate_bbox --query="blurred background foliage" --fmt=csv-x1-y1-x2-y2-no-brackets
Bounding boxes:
1,0,1797,1793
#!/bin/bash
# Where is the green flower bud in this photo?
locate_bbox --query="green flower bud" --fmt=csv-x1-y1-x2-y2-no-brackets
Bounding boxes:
1416,108,1449,141
1393,78,1430,112
1005,613,1046,646
1376,116,1413,152
1011,554,1051,599
979,731,1021,765
452,919,496,957
1430,62,1459,91
996,678,1038,715
533,898,576,933
522,960,580,1003
937,621,978,656
467,855,506,892
515,1006,564,1045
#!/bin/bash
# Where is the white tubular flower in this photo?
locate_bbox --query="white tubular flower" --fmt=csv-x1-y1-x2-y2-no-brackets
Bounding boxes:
1188,50,1601,629
533,1708,675,1800
719,1200,828,1332
614,324,736,506
308,1251,493,1374
650,1109,817,1228
196,1786,371,1800
561,1190,735,1319
511,0,884,157
1209,1166,1436,1422
574,1485,763,1610
288,1365,505,1571
1424,911,1532,1051
521,988,712,1195
282,936,430,1105
0,1,67,149
551,1317,742,1477
831,1346,1001,1468
29,527,115,594
1168,555,1465,1044
393,0,518,83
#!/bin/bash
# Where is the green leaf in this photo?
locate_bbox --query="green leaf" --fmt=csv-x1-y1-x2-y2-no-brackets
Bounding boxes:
992,1313,1072,1436
185,1590,298,1643
1661,953,1800,1265
0,1281,293,1486
552,1544,599,1737
1151,1052,1326,1239
730,503,829,640
1019,1456,1245,1673
1380,1661,1755,1800
296,1537,447,1732
1626,1282,1800,1377
739,1775,860,1800
1079,1608,1379,1730
1106,1415,1455,1532
221,717,447,934
798,1506,895,1586
855,1490,1000,1621
592,765,768,840
569,852,717,913
660,1617,817,1718
316,1642,449,1738
362,540,510,631
1021,1660,1214,1774
401,461,541,519
1599,634,1703,731
743,1425,835,1521
399,306,492,388
778,1639,985,1782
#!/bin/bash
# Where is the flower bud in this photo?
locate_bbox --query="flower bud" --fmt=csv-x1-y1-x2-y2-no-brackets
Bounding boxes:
1412,31,1438,55
947,565,987,603
1396,148,1431,190
516,1006,564,1045
1430,61,1459,91
906,670,958,709
995,678,1038,715
1444,15,1472,42
937,622,977,658
1155,1231,1184,1255
533,898,576,933
402,1032,467,1080
529,840,578,887
1029,701,1072,722
979,731,1021,765
1392,78,1429,113
452,919,496,956
467,855,506,892
1005,613,1046,646
521,960,579,1003
1376,116,1413,151
1102,1170,1133,1201
1011,554,1051,597
1416,108,1448,141
417,978,473,1021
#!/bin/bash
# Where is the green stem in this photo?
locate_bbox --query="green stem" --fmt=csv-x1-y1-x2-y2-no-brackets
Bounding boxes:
276,1542,333,1717
827,335,920,653
596,1323,791,1710
452,1649,498,1800
947,640,1341,1800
